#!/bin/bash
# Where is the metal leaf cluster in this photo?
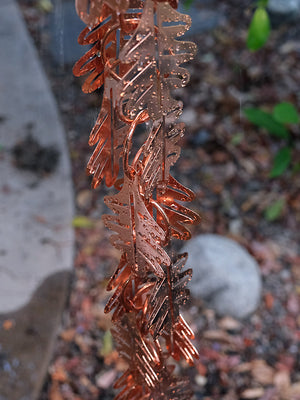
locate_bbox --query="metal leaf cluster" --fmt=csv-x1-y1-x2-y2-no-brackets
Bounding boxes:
74,0,199,398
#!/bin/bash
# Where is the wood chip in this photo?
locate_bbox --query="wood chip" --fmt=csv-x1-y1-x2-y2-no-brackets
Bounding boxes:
273,370,291,395
241,388,264,399
289,382,300,397
2,319,14,330
218,316,242,331
204,330,236,345
96,370,117,389
251,360,274,385
60,328,76,342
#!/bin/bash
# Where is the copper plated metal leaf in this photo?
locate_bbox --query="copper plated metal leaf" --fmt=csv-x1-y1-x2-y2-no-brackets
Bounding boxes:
104,258,134,321
74,0,199,398
118,0,196,119
73,4,116,93
146,364,193,400
86,81,128,188
142,253,192,338
73,3,143,93
156,176,201,240
75,0,130,27
163,314,199,365
112,314,160,390
140,115,183,198
103,175,170,278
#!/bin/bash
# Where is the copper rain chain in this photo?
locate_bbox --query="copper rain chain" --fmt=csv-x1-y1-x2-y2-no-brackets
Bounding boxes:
73,0,200,398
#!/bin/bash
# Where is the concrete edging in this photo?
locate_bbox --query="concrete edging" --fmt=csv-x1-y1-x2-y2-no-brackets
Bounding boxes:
0,1,74,399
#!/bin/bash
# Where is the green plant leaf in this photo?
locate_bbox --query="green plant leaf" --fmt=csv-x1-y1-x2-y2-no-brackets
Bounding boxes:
264,198,285,221
247,7,271,51
101,330,113,356
244,108,289,139
183,0,194,9
293,162,300,174
257,0,269,7
37,0,53,13
231,132,244,145
269,147,292,177
72,215,94,228
273,102,300,124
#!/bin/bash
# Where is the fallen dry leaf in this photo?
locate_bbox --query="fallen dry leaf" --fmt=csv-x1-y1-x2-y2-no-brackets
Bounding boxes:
196,361,207,376
204,330,236,345
96,369,117,389
287,294,300,315
292,262,300,281
76,189,93,209
50,365,68,383
264,292,274,310
234,362,252,373
273,370,291,397
74,334,93,354
241,388,265,399
218,316,242,331
251,360,274,385
289,382,300,398
60,328,76,342
49,382,64,400
241,191,265,212
3,319,14,330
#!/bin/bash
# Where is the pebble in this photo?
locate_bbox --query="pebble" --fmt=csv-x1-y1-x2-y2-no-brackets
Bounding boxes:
195,374,207,387
183,234,262,319
192,129,210,146
180,108,198,126
268,0,300,14
229,219,243,235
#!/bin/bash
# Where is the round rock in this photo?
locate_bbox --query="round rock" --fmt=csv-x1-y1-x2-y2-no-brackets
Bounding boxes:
182,234,262,319
268,0,300,14
267,0,300,25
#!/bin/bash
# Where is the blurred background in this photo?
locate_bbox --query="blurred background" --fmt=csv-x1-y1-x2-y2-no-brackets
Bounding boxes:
0,0,300,399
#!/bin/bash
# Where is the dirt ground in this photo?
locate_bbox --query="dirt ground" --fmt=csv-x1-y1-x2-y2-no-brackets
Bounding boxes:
18,1,300,399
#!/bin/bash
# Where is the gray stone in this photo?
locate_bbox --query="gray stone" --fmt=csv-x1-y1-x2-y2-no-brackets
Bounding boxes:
268,0,300,14
193,129,210,146
178,3,225,36
268,0,300,26
179,108,198,126
48,0,87,65
182,234,262,319
0,1,74,398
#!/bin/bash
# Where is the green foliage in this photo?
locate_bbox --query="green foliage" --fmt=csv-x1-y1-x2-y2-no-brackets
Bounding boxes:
247,6,271,51
72,215,95,228
273,102,300,124
101,330,113,356
231,132,244,145
244,102,299,178
183,0,194,9
293,162,300,174
37,0,53,13
257,0,269,7
244,108,289,139
264,198,285,221
269,147,292,177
